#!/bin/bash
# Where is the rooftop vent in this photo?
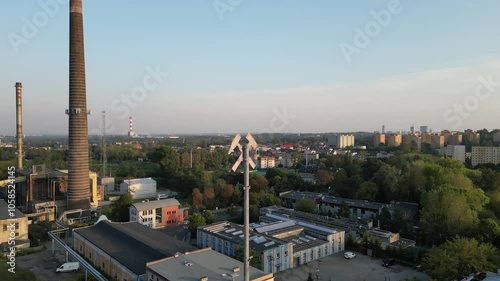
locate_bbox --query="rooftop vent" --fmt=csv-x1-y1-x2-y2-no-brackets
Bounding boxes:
184,261,194,266
200,277,208,281
233,267,240,273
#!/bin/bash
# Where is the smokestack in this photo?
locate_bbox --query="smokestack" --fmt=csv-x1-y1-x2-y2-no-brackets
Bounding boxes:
67,0,90,210
15,82,23,169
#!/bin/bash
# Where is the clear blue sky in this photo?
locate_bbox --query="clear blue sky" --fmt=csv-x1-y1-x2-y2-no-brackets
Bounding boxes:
1,0,500,135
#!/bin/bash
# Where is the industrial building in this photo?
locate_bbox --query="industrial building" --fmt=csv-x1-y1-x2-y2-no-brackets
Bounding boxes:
198,221,292,274
129,199,187,228
12,165,100,220
0,200,29,251
120,178,157,199
73,218,196,281
260,206,415,250
198,218,344,274
146,248,274,281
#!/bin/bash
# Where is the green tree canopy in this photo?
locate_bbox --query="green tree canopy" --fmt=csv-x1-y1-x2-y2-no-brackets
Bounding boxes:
423,238,498,281
295,198,317,213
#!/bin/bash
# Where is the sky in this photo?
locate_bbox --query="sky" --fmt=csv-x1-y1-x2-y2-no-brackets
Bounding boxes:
1,0,500,135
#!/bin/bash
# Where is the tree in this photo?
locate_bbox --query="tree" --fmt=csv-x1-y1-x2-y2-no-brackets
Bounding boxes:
234,247,262,269
316,170,333,186
420,187,479,244
188,213,206,234
295,198,317,213
354,182,378,201
192,188,203,208
109,192,133,222
223,184,234,205
203,210,215,224
203,187,216,209
423,238,498,281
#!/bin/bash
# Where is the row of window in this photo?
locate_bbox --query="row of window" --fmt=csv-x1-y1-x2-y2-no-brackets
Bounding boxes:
81,242,129,281
1,224,20,231
166,210,177,215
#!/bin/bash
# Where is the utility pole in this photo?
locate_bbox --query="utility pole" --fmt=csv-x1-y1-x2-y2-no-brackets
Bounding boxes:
229,134,257,281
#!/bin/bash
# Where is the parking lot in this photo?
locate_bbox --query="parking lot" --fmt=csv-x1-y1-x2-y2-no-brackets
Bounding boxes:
275,253,430,281
16,242,81,281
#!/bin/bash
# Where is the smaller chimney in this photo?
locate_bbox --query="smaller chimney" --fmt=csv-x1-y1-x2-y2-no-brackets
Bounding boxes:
15,82,23,169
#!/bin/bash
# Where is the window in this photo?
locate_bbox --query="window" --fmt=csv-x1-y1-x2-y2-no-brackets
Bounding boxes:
2,225,6,231
80,245,83,251
284,251,288,257
15,223,19,230
102,262,105,269
89,252,92,259
276,253,280,259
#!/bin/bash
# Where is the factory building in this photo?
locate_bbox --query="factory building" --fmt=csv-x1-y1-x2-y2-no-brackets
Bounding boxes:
120,178,157,199
0,200,30,251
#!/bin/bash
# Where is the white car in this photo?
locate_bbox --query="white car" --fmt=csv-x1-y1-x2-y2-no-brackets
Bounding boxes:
344,252,356,259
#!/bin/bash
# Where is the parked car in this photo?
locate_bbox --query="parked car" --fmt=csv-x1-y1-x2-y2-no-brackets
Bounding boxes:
382,258,395,267
344,252,356,259
56,262,80,273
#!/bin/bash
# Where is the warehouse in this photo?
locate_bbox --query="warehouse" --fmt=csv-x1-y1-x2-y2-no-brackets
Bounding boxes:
119,178,157,199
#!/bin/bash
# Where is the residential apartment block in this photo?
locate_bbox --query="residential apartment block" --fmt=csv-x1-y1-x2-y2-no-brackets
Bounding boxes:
373,133,385,147
472,146,500,167
257,157,276,169
129,199,186,229
327,135,355,149
387,134,402,147
443,145,466,163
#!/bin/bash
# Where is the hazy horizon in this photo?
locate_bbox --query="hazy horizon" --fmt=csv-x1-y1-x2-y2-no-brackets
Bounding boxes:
1,1,500,135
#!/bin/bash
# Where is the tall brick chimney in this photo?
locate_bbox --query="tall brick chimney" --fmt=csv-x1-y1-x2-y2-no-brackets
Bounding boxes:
67,0,90,210
15,82,23,169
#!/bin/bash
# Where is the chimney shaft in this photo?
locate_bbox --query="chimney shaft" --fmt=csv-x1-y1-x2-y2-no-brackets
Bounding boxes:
67,0,90,210
15,82,23,169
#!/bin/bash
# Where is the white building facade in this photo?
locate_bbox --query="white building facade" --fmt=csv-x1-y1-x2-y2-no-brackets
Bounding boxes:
443,145,466,163
471,146,500,167
120,178,157,199
327,135,355,149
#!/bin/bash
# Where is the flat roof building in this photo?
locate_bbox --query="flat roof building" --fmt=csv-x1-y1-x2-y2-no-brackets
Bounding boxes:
130,198,186,229
146,248,274,281
73,219,196,281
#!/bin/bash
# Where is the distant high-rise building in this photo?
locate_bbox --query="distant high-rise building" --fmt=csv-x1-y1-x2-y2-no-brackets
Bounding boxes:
327,134,355,149
448,133,463,145
420,126,428,133
464,130,480,143
471,146,500,167
410,125,415,134
494,131,500,144
403,134,422,151
431,134,445,149
443,145,466,163
373,133,386,147
382,125,386,134
387,134,402,147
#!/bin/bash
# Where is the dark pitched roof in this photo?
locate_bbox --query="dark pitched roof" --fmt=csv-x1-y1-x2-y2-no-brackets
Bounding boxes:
74,220,196,275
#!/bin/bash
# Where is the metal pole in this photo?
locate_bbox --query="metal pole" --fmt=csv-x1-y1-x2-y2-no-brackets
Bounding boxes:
243,144,250,281
52,239,55,253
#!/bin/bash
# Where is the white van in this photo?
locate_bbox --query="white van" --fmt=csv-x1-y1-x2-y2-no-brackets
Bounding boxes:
56,262,80,273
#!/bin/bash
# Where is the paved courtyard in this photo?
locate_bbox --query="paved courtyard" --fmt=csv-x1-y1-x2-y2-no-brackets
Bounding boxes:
275,253,430,281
